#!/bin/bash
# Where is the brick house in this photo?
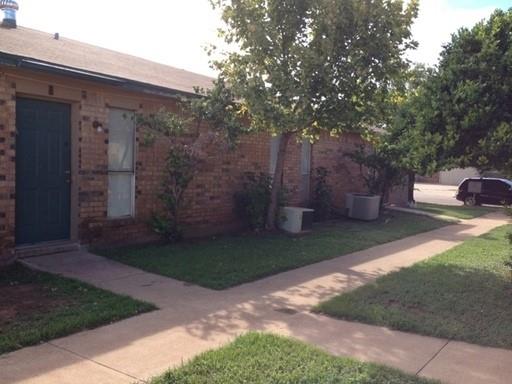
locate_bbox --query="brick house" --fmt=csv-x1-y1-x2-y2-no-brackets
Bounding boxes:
0,17,406,265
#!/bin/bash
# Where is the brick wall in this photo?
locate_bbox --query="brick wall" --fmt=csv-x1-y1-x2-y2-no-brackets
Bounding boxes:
77,90,110,243
0,74,16,266
311,132,368,211
0,70,408,263
77,113,375,246
77,96,272,244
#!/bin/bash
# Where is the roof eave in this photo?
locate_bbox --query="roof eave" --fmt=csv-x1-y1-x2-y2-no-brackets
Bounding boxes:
0,51,201,99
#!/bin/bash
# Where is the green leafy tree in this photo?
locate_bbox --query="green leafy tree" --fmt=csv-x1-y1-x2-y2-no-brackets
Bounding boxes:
192,78,249,147
210,0,419,229
400,9,512,177
345,142,406,205
383,65,438,203
344,64,432,206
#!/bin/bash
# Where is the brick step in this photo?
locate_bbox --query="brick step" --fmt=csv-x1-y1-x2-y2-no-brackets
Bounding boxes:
15,242,81,259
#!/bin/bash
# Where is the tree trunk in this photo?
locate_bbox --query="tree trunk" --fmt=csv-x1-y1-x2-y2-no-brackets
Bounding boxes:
407,171,415,204
266,132,292,230
381,178,391,208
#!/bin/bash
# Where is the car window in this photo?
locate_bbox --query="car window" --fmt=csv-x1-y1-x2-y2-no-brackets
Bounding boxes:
459,180,469,190
484,180,508,193
468,180,482,193
498,181,511,192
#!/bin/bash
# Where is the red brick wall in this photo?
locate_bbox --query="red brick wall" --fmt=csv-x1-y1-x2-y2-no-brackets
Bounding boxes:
77,90,110,243
311,132,368,211
77,96,271,244
0,74,16,266
0,70,408,262
77,119,377,245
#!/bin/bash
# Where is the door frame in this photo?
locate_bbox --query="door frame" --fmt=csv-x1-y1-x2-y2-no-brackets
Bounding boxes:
14,89,80,246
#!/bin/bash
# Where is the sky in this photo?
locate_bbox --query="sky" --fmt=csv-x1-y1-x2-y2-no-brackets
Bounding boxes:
14,0,511,77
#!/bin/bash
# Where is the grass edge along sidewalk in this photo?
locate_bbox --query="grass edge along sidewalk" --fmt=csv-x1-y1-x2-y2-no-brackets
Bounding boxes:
149,332,439,384
315,225,512,350
0,263,156,355
415,202,497,220
98,211,451,290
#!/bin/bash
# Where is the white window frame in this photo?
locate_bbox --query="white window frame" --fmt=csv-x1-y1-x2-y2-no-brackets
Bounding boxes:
107,108,136,219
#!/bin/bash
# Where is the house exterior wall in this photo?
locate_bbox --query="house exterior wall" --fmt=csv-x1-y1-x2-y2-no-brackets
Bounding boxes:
0,68,407,265
0,73,16,266
311,132,368,210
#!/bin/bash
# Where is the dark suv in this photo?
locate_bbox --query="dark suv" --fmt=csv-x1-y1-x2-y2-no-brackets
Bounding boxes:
456,178,512,206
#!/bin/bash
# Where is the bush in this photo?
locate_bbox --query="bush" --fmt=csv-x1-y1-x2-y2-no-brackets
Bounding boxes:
234,173,289,231
311,167,333,221
151,146,197,242
234,173,273,231
345,144,406,203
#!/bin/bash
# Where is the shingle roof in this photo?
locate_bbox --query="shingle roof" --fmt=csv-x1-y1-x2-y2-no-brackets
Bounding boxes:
0,26,214,95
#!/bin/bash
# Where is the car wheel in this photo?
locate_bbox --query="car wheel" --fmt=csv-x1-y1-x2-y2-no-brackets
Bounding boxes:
464,195,478,206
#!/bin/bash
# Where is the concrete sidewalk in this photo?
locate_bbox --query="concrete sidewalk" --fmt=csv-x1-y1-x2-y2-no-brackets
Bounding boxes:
2,212,510,384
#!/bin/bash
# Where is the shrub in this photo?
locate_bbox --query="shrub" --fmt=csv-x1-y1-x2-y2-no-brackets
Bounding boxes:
345,144,406,204
234,172,288,231
151,146,197,242
311,167,333,221
234,172,273,231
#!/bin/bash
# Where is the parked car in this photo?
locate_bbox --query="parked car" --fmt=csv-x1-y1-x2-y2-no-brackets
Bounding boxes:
456,178,512,206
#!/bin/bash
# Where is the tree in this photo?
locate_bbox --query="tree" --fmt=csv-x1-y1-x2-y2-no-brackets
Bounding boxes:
383,65,438,203
210,0,419,229
401,9,512,177
345,141,407,205
344,65,439,206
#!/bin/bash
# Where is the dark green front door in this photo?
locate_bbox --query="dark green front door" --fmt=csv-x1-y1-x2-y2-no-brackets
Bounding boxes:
16,98,71,245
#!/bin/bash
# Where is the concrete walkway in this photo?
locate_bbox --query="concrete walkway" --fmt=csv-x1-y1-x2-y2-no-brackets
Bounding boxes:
2,212,511,384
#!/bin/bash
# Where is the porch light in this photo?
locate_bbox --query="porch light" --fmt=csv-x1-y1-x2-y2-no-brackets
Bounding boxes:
92,120,104,132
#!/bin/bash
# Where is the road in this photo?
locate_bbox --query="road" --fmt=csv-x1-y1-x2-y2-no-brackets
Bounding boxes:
414,183,462,206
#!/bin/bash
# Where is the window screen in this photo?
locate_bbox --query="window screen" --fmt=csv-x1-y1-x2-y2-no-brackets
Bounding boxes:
108,109,135,218
301,140,311,176
269,135,281,175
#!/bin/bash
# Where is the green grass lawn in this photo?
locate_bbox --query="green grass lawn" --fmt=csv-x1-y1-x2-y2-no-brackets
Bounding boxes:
98,211,450,290
0,263,156,355
150,333,438,384
315,225,512,349
416,202,497,219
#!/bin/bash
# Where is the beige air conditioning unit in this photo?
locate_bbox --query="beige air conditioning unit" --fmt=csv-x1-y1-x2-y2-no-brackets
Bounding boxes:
346,193,381,221
279,206,315,234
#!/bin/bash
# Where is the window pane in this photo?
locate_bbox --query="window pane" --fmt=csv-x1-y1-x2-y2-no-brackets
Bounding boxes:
301,140,311,176
108,173,133,217
108,109,134,171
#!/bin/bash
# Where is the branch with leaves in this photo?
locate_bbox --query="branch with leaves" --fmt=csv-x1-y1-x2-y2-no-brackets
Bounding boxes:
138,81,246,241
345,143,406,204
210,0,419,229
